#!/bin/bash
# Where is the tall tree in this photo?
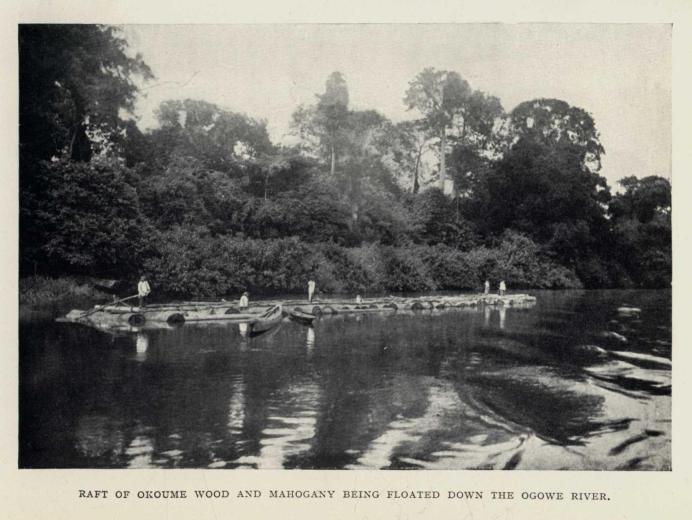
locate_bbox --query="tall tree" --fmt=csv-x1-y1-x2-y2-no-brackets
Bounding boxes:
148,99,273,172
404,69,467,190
608,176,671,287
404,68,503,191
509,98,605,172
477,138,613,286
19,24,153,275
335,109,401,225
388,121,434,194
318,72,350,175
609,175,671,223
291,71,350,175
19,24,153,163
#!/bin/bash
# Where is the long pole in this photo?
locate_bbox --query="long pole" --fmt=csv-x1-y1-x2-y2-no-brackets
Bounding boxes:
82,294,139,317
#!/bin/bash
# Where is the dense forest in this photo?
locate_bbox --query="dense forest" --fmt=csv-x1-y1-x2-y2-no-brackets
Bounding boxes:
19,25,671,299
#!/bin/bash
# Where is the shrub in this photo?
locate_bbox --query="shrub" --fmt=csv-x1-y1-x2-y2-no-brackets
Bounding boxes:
418,244,480,290
464,231,582,289
345,243,388,292
144,227,324,298
21,158,154,275
380,246,435,291
142,225,587,299
19,276,108,307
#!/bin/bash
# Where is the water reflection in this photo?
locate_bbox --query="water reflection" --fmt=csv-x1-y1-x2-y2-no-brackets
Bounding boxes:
306,327,315,356
483,305,506,330
135,332,148,361
19,290,671,470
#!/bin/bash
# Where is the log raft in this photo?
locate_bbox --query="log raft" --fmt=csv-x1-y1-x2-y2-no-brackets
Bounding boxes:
59,293,536,328
285,293,536,315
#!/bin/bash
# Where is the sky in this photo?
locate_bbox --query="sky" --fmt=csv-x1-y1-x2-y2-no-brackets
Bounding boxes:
122,24,671,187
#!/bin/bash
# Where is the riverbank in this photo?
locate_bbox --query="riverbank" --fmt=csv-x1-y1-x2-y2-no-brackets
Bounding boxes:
19,276,109,321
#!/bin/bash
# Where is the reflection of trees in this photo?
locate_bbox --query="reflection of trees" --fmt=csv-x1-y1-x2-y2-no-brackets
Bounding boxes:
281,314,453,468
109,322,324,467
20,323,134,467
23,312,506,468
453,369,605,446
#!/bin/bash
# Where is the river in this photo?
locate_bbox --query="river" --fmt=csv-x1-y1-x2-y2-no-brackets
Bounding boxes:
19,289,671,470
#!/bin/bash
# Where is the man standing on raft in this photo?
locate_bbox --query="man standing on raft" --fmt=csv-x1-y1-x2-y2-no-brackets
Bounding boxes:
308,278,316,303
239,291,249,310
138,275,151,308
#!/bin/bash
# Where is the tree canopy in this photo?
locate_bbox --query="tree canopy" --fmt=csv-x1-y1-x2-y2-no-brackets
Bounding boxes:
18,26,671,293
19,24,153,164
510,98,605,172
404,68,504,191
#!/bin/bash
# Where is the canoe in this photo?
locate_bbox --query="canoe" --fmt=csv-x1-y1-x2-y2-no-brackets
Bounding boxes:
248,305,284,337
287,308,316,325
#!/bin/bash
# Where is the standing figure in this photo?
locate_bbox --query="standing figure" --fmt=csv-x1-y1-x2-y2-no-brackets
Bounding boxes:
355,294,363,304
308,278,316,303
499,280,506,296
137,275,151,308
239,291,249,310
484,280,490,295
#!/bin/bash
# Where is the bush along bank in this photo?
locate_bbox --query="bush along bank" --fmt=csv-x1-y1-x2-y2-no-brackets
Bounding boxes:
19,276,110,319
139,227,584,300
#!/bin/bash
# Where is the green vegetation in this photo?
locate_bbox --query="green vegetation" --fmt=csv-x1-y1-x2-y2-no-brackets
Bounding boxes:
19,25,671,300
19,276,108,308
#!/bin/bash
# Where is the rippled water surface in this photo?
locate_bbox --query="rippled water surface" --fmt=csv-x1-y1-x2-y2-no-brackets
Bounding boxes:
19,290,671,470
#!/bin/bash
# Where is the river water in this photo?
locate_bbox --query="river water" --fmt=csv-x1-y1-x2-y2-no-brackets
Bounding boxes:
19,290,671,470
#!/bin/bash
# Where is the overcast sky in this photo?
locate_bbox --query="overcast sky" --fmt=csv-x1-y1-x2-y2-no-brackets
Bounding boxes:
123,24,671,187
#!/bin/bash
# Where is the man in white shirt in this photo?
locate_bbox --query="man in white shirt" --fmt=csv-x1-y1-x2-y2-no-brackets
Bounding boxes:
308,279,316,303
239,291,249,310
138,275,151,308
499,280,506,296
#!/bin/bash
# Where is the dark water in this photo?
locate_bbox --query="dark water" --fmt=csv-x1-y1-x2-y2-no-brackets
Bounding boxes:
19,290,671,470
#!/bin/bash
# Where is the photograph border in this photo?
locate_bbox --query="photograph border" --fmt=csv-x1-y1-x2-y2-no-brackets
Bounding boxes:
3,1,690,518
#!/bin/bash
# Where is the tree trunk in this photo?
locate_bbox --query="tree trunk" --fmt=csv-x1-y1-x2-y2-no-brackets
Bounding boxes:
330,145,336,176
67,124,78,159
438,130,446,191
413,154,421,194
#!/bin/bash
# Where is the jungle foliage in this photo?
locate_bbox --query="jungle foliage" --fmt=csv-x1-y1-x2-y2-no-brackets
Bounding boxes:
19,25,671,297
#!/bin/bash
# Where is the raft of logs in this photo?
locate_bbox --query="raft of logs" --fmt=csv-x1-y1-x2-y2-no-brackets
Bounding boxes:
285,294,536,316
59,293,537,330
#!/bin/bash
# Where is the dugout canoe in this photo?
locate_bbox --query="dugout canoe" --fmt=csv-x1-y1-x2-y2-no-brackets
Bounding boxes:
286,308,316,325
247,305,284,337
